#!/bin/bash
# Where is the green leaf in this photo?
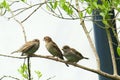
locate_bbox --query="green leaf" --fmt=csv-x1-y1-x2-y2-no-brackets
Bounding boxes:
102,20,109,26
22,64,28,71
98,5,103,10
116,8,120,12
79,0,84,2
18,64,27,74
21,0,26,2
100,12,105,19
92,1,98,8
53,1,58,9
49,1,58,10
0,0,10,10
86,7,92,14
18,68,24,74
49,2,53,8
68,7,73,15
22,74,28,79
35,70,42,79
60,0,65,3
117,46,120,56
59,0,72,15
59,0,66,8
79,12,83,18
59,2,73,15
18,64,28,79
46,4,50,11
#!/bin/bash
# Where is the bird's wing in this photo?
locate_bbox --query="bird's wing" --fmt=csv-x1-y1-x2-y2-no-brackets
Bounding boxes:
11,41,34,54
51,41,63,59
71,48,89,59
19,41,36,52
71,48,83,57
52,42,69,66
52,42,62,53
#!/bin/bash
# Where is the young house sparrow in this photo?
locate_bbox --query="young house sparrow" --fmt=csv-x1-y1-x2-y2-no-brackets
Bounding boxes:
11,39,40,56
62,45,88,63
44,36,69,67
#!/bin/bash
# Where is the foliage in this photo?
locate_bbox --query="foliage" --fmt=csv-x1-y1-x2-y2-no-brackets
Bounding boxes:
46,0,120,18
46,0,73,15
18,64,42,80
21,0,26,2
1,0,120,20
34,70,42,80
18,64,29,80
117,46,120,56
0,0,10,10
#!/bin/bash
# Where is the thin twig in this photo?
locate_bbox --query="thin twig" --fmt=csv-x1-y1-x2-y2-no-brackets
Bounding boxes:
109,11,119,44
57,7,64,18
46,75,56,80
106,29,118,75
42,7,80,20
27,57,31,80
0,75,20,80
0,53,26,59
9,10,27,42
9,2,46,19
21,3,44,23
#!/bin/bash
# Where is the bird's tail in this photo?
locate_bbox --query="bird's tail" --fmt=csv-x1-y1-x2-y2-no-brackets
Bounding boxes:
21,53,24,56
65,63,69,67
11,51,19,54
83,57,89,59
59,56,69,67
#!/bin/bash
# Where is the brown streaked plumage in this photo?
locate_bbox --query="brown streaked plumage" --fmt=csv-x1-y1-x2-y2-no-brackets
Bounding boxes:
62,45,88,63
11,39,40,56
44,36,69,67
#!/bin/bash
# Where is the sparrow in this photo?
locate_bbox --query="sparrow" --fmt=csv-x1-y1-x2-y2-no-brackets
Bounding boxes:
11,39,40,56
62,45,88,63
44,36,69,67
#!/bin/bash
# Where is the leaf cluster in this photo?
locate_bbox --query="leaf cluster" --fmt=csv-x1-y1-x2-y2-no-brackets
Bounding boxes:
18,64,42,80
0,0,10,10
46,0,73,15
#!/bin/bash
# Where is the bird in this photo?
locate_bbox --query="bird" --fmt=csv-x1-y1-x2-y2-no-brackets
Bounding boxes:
11,39,40,56
62,45,88,63
43,36,69,67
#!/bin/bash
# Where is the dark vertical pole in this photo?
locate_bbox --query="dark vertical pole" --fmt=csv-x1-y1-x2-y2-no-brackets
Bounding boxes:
93,0,119,80
93,10,113,80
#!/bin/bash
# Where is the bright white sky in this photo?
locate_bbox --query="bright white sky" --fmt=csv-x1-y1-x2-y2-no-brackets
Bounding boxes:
0,1,98,80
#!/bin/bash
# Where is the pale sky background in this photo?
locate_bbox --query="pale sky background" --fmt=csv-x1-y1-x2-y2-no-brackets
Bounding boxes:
0,0,99,80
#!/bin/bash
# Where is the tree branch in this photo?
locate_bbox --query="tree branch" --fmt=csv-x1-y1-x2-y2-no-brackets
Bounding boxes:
27,57,31,80
9,2,46,19
9,10,27,42
21,3,44,23
0,53,120,80
75,0,100,70
106,29,118,75
0,53,26,59
0,75,20,80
